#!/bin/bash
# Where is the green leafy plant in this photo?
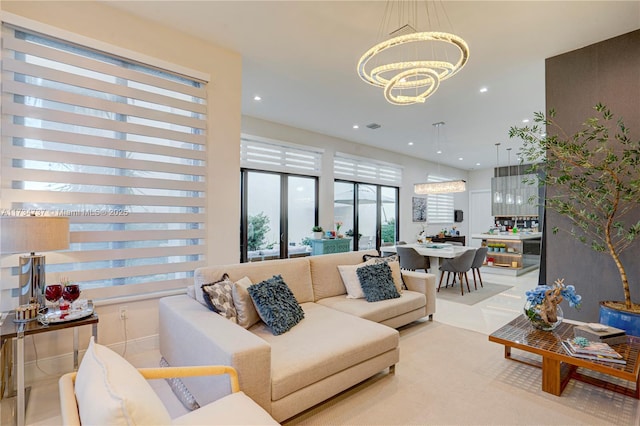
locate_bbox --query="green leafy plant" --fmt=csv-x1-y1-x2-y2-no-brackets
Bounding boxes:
248,212,271,251
312,225,323,232
510,103,640,313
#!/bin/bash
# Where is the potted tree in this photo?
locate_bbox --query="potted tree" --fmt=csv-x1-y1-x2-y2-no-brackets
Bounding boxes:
510,103,640,334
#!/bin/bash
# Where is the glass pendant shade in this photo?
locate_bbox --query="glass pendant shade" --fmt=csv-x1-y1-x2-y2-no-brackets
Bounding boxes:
493,143,503,204
505,147,514,204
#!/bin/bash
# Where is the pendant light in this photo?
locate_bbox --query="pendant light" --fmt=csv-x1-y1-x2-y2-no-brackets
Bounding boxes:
493,143,503,203
505,147,514,205
515,153,523,205
414,122,466,194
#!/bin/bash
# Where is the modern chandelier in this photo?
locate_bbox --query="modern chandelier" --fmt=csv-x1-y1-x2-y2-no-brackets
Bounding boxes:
414,122,466,194
357,0,469,106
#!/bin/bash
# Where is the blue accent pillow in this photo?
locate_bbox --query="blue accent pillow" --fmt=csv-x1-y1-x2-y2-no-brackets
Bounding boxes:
356,262,400,302
247,275,305,335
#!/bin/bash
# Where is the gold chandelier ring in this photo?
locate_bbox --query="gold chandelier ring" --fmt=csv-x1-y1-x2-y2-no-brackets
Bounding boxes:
383,67,440,105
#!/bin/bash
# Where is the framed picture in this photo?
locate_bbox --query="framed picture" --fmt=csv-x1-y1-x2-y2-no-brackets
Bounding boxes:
412,197,427,222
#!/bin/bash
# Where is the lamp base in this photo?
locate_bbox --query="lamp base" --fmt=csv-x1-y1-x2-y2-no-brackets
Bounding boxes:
18,254,46,308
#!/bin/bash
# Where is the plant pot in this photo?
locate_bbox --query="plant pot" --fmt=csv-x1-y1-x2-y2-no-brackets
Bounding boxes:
599,302,640,337
313,232,323,240
500,248,506,253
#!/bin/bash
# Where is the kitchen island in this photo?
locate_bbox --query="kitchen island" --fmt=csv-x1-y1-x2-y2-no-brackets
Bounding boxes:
472,232,541,276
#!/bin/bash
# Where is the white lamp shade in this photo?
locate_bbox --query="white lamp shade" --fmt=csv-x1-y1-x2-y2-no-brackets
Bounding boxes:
1,216,70,254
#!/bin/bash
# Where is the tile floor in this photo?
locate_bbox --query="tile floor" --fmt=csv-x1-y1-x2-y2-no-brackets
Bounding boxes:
3,267,540,425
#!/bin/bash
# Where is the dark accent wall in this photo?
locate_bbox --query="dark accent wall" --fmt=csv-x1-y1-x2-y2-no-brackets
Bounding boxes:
545,29,640,322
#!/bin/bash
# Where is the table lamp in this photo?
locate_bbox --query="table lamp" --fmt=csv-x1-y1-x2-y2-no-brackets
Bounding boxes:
1,215,70,308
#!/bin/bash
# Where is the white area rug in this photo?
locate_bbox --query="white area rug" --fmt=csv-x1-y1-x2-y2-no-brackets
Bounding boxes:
284,320,640,425
436,281,513,305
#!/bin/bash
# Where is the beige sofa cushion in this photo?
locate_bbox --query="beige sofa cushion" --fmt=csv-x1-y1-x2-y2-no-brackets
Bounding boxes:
172,391,278,425
250,302,398,400
317,290,426,323
195,257,314,304
309,250,378,301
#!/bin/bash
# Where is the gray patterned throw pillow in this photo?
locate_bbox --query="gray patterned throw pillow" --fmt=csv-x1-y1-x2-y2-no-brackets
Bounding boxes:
356,262,400,302
248,275,305,335
201,273,238,323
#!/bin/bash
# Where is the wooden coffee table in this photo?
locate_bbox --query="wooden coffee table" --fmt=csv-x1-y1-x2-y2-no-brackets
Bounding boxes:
489,315,640,398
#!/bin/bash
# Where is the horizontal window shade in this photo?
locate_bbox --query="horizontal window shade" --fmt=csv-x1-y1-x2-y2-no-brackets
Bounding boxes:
1,24,207,308
427,176,454,224
334,153,402,185
241,137,322,175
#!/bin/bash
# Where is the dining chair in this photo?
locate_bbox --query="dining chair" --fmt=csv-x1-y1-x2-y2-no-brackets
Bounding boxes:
437,249,476,295
396,246,430,272
470,247,488,290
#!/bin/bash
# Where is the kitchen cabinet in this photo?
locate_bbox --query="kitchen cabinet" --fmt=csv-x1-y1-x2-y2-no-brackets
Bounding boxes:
471,233,541,276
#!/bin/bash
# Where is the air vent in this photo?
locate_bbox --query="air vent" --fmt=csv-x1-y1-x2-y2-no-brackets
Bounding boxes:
389,24,417,37
366,123,381,130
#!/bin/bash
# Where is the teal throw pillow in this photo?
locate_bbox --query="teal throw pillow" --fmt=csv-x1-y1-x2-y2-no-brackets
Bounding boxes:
248,275,305,335
356,262,400,302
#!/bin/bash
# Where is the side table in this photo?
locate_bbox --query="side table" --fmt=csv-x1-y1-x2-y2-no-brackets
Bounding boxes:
0,309,98,426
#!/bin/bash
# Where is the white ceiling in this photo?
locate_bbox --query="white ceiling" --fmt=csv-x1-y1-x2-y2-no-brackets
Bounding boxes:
104,1,640,170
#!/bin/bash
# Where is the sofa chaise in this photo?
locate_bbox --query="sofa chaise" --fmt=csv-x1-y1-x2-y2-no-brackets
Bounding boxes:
159,249,436,422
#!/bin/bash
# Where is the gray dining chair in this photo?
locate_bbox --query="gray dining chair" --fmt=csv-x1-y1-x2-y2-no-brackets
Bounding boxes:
396,246,430,272
470,247,488,290
437,249,476,295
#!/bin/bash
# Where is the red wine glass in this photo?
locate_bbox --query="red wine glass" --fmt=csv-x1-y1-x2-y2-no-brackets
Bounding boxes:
45,284,63,310
62,284,81,304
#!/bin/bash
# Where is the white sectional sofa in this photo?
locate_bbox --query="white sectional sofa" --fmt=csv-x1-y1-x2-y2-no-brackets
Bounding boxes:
159,249,436,422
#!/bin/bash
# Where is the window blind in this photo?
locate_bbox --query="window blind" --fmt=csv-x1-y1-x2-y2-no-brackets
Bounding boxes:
427,176,454,224
240,136,322,175
334,153,402,186
1,24,208,305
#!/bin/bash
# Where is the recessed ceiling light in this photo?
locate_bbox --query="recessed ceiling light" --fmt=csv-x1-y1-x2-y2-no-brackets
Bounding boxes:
408,142,414,146
253,95,262,101
458,157,463,161
353,124,359,129
522,118,530,123
436,150,442,154
476,162,481,166
480,87,488,93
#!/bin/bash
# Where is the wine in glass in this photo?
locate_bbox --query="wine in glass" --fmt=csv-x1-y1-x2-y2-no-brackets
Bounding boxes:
45,284,63,311
62,284,81,305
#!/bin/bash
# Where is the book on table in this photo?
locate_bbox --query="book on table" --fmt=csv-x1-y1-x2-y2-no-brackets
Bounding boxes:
564,339,623,358
561,340,626,365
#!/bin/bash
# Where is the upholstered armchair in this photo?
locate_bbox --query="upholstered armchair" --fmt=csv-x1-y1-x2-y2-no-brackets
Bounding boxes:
59,338,278,425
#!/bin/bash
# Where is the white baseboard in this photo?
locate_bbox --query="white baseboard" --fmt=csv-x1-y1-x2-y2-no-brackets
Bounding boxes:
25,334,159,383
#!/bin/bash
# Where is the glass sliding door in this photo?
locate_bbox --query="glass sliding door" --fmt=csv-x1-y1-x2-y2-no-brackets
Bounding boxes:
241,170,317,262
244,171,281,262
334,180,398,251
287,176,317,258
357,184,378,250
381,186,398,245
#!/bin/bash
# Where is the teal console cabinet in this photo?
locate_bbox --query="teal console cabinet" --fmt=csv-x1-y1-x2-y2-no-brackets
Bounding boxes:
310,238,351,255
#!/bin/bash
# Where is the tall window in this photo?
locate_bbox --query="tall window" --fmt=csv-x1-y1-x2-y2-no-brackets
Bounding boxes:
1,23,207,305
427,176,454,224
240,137,320,262
333,153,401,250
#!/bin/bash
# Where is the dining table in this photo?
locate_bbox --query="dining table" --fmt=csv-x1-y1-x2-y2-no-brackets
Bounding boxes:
380,243,474,274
